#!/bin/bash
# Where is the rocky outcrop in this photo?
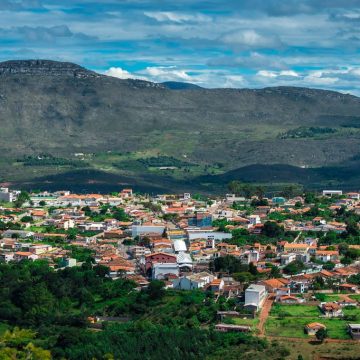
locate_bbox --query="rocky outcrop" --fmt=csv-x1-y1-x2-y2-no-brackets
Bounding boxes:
0,59,100,78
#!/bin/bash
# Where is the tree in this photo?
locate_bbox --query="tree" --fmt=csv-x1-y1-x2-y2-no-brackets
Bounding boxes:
283,260,305,275
147,280,165,300
39,200,46,206
322,262,335,271
269,266,281,278
249,262,258,276
315,328,327,343
14,191,30,208
254,186,265,200
304,192,317,204
20,215,33,223
281,185,301,199
262,221,283,238
346,220,359,237
228,180,242,195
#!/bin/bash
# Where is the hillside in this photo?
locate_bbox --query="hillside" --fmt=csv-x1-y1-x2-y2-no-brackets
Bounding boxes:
0,59,359,192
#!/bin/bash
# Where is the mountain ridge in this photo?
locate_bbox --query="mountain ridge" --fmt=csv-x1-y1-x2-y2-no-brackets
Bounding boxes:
0,59,359,191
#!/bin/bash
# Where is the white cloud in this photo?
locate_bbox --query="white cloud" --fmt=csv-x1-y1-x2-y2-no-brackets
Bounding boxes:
105,67,132,79
140,66,193,82
221,29,282,48
144,11,211,23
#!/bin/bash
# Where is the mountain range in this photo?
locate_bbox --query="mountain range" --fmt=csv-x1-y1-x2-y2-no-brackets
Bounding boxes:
0,59,359,193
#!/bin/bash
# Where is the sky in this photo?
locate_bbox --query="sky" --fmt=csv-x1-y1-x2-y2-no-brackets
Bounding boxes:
2,0,360,94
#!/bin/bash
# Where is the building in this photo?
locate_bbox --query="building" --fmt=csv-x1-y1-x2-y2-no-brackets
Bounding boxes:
281,253,297,265
187,230,232,242
173,272,214,290
319,302,343,318
315,250,339,262
244,284,267,310
0,187,19,202
152,263,179,280
132,225,165,238
144,252,177,273
283,243,309,254
348,324,360,340
305,322,326,336
188,212,212,228
215,324,251,333
322,190,342,197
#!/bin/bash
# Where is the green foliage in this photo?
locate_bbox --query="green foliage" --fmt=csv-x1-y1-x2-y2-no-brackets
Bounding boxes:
0,327,51,360
138,156,195,168
20,215,33,223
211,255,248,274
14,191,30,208
283,260,306,275
19,155,88,168
279,127,337,139
315,328,328,342
262,221,284,238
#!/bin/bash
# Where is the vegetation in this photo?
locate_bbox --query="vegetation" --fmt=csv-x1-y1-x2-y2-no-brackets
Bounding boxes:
0,260,289,359
278,127,337,139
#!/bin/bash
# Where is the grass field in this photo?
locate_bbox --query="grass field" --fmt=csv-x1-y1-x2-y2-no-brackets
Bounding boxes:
276,339,360,360
266,304,351,340
270,304,321,317
349,294,360,302
315,293,341,302
232,317,259,328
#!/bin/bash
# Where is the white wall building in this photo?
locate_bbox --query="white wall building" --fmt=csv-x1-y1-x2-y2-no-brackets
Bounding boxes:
245,284,267,310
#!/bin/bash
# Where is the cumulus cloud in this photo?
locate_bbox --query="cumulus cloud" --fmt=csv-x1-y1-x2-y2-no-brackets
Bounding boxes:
104,67,135,79
140,66,193,82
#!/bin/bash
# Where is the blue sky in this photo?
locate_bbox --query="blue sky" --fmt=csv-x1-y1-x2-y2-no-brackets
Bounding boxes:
2,0,360,94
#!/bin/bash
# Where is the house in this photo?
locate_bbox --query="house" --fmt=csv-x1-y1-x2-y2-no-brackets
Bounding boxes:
187,212,212,228
152,263,179,280
338,283,358,293
319,302,343,318
275,287,291,301
187,230,232,242
260,278,290,293
278,295,302,304
144,252,177,273
14,251,39,261
244,284,267,310
173,272,214,290
315,250,339,262
283,243,309,254
132,225,165,238
348,324,360,340
305,322,326,336
240,250,260,264
322,190,342,197
215,324,251,333
281,253,297,265
209,278,225,292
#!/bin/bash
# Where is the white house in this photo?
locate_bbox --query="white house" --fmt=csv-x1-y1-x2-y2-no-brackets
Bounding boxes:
152,263,179,280
322,190,342,197
244,284,267,310
173,272,214,290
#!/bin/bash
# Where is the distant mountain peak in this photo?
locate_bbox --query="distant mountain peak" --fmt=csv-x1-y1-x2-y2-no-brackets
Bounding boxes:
0,59,100,78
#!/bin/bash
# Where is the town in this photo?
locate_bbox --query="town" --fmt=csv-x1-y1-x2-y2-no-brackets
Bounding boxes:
0,185,359,358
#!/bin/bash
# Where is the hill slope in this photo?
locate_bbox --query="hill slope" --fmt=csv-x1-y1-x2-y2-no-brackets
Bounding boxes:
0,59,359,192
